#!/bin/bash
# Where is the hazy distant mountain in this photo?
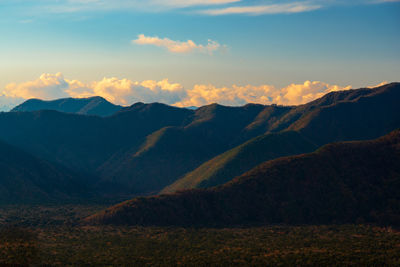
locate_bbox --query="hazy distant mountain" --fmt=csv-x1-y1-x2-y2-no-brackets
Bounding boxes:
11,96,122,117
184,106,198,110
0,139,91,204
86,130,400,226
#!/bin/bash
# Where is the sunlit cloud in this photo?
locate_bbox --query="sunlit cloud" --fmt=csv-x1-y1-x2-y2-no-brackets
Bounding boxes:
174,81,352,107
273,81,352,105
367,81,388,88
2,73,70,100
201,2,321,15
68,77,187,105
133,34,223,54
1,73,359,110
1,73,187,106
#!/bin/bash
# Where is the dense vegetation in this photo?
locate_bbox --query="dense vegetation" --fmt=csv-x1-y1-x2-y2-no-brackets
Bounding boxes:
87,130,400,226
1,205,398,266
11,96,122,117
1,223,399,266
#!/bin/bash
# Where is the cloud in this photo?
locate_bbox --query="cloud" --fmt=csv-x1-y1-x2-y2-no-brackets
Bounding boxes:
42,0,241,13
1,73,187,106
6,0,399,16
7,74,389,110
274,81,352,105
174,81,352,107
67,77,187,105
372,0,400,2
152,0,241,7
367,81,388,88
201,2,321,15
2,73,70,100
133,34,223,54
67,0,240,7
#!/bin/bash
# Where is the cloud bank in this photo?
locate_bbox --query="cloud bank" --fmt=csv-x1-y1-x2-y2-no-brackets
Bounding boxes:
0,73,362,111
133,34,223,54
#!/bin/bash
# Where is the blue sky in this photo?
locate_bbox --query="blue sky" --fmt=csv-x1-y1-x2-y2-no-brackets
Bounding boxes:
0,0,399,110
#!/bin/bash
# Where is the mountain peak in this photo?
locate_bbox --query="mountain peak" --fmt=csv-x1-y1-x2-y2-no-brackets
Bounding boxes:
11,96,122,117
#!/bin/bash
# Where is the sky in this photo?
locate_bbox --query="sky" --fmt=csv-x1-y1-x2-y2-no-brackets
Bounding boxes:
0,0,399,110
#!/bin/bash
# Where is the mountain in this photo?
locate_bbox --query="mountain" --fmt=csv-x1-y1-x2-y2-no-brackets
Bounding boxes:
270,83,400,144
0,83,398,198
86,130,400,227
97,103,293,194
161,83,400,193
0,139,91,204
161,131,317,193
0,103,193,175
11,96,122,117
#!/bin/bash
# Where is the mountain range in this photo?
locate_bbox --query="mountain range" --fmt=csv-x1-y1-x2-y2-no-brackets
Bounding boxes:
11,96,122,117
0,82,399,209
162,83,400,193
86,129,400,226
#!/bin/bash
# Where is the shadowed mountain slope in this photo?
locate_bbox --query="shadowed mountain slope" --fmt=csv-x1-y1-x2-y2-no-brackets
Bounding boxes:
97,104,293,194
0,103,193,174
11,96,122,117
86,130,400,227
0,139,91,204
161,131,318,194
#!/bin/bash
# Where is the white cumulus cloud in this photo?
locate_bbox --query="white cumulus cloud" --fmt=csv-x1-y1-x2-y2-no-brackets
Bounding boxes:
133,34,223,54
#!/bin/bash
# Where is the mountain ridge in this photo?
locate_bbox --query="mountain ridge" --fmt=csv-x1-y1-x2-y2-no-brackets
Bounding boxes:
86,129,400,227
11,96,122,117
159,83,400,193
0,83,399,200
